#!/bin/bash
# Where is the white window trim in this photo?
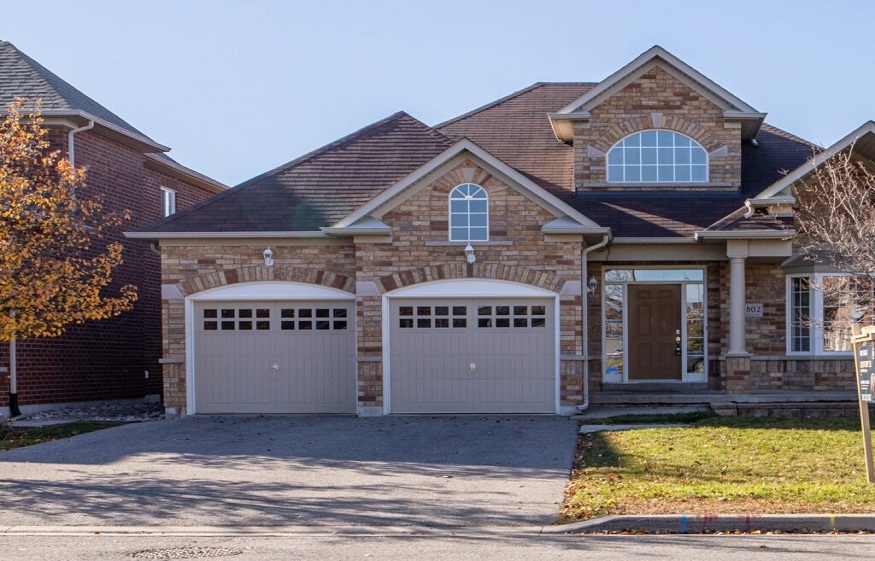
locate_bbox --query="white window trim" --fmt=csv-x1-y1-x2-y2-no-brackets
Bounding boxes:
161,187,177,217
606,130,709,184
786,273,855,357
448,183,489,242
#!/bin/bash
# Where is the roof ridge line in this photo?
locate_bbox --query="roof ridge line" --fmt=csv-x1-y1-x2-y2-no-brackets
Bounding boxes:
1,40,155,142
140,111,434,231
233,110,417,190
760,122,821,150
435,82,598,130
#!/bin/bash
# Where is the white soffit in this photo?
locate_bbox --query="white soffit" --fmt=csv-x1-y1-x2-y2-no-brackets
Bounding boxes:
321,216,392,236
754,121,875,200
386,278,556,298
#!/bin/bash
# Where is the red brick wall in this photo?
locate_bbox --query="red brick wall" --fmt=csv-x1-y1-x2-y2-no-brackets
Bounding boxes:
0,127,218,408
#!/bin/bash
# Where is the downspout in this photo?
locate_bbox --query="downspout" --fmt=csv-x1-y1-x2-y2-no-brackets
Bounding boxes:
578,234,610,411
67,120,95,167
8,312,19,417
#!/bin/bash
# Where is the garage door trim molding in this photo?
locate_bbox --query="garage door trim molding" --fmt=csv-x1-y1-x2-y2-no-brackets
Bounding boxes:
382,279,560,415
185,281,355,415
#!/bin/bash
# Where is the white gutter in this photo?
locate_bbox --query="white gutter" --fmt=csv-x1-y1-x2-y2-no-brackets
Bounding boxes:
125,231,332,240
694,230,794,241
578,233,611,412
67,120,95,166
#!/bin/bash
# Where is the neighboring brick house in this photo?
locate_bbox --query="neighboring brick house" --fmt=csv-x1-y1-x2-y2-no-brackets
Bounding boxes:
132,46,868,417
0,40,226,416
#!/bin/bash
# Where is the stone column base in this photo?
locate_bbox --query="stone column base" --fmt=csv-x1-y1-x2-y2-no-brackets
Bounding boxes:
725,354,752,395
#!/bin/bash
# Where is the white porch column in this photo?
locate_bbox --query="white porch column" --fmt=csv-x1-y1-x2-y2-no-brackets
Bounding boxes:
727,241,749,356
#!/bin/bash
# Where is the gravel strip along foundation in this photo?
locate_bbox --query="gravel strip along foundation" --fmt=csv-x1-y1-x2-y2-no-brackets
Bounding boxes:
15,402,164,423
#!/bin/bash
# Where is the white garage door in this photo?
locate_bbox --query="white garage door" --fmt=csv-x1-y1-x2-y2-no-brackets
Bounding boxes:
389,298,555,414
194,300,355,414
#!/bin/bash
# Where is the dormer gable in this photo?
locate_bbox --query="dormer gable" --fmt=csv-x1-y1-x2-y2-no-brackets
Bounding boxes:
549,46,766,144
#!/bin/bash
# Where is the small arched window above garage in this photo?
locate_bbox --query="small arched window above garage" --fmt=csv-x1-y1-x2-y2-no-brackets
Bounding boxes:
449,183,489,242
607,130,708,183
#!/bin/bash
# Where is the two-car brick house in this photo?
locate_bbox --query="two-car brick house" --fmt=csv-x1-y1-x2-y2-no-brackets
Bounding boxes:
131,46,871,417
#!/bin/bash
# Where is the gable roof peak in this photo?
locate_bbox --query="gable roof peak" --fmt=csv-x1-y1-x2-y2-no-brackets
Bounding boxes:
548,45,766,143
0,39,168,152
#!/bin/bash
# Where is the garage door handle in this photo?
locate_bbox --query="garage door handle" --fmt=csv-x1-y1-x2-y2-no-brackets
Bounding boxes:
469,363,477,371
272,364,279,371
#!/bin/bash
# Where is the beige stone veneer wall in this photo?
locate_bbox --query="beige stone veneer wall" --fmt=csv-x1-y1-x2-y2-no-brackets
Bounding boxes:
574,66,742,191
159,160,587,413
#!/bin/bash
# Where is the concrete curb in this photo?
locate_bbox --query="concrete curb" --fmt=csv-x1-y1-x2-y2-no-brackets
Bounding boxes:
546,514,875,534
3,517,875,536
0,525,547,537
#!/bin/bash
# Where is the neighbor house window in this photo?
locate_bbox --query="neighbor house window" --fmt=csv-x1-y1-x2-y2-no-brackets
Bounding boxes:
161,187,177,217
607,130,707,183
449,183,488,241
787,274,875,354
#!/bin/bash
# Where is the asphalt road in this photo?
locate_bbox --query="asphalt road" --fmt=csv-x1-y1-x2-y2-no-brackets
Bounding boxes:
0,415,577,527
0,532,869,561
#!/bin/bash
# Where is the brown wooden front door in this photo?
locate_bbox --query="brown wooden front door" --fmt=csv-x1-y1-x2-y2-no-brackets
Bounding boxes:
627,284,682,380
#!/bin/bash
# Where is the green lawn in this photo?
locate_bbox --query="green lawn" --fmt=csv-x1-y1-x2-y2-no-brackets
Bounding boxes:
562,416,875,521
0,421,124,452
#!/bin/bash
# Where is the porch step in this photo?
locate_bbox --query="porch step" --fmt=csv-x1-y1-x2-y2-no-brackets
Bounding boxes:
590,391,722,406
601,383,709,394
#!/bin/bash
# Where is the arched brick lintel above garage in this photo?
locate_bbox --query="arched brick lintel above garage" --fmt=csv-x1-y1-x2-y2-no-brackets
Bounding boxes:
376,263,565,294
178,265,355,297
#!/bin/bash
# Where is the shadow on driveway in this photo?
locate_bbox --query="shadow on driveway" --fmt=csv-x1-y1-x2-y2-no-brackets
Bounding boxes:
0,415,578,527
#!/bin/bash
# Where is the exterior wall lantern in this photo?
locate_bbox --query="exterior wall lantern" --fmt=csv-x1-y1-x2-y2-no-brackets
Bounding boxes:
587,276,599,293
464,244,476,264
263,247,274,267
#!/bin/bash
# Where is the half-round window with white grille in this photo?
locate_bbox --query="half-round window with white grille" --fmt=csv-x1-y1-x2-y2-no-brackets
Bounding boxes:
607,130,707,183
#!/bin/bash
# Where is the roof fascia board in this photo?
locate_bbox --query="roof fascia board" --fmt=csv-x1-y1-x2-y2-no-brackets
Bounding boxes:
39,109,169,153
541,216,610,236
321,217,392,236
125,231,331,240
612,237,697,244
557,47,759,116
143,154,227,193
754,121,875,199
694,230,795,241
335,138,602,229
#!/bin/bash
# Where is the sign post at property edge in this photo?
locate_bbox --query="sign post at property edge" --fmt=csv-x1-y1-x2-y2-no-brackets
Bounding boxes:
852,325,875,484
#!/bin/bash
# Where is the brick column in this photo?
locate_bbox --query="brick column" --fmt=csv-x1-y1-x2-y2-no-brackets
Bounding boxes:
725,354,752,395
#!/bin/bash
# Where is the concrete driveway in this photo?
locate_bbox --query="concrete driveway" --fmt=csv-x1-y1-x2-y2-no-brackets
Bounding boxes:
0,415,578,528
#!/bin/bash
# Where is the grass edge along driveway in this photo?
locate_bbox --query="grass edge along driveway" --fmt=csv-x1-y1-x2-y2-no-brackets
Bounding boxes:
561,415,875,522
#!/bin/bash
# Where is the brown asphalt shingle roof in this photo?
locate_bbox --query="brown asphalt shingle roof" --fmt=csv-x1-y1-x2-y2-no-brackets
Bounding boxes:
145,112,454,232
0,40,155,142
141,81,816,237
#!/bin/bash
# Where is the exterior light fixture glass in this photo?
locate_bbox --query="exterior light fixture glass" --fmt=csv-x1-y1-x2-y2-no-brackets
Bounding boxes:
587,276,599,293
464,244,476,264
263,247,274,267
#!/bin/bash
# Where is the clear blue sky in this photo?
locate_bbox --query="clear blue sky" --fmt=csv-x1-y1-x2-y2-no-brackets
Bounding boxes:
4,0,873,186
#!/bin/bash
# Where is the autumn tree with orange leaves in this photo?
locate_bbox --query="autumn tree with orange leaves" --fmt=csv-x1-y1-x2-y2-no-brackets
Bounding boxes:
0,99,137,365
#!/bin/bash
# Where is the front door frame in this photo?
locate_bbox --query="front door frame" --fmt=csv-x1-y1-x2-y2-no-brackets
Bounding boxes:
601,266,708,384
